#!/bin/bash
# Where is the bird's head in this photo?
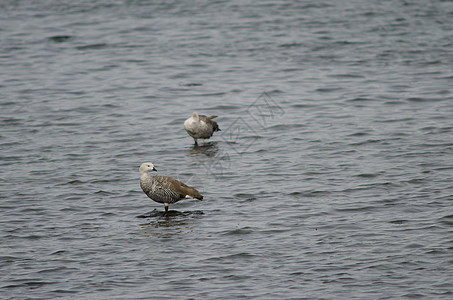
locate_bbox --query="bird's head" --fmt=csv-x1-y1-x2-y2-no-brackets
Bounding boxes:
139,162,157,174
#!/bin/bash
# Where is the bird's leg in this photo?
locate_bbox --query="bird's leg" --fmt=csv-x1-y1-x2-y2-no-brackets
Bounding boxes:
203,139,208,144
193,137,198,145
164,203,169,212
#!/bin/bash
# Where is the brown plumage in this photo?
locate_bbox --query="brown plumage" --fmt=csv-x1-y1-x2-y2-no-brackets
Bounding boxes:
151,175,203,200
139,162,203,212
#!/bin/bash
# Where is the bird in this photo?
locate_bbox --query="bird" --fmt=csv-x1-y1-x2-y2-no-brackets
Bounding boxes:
139,162,203,212
184,112,220,145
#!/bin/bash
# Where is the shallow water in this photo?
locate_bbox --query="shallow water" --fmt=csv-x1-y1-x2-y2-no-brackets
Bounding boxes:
1,0,453,299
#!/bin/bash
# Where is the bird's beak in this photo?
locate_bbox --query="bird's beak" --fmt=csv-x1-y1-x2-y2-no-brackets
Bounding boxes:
152,167,157,171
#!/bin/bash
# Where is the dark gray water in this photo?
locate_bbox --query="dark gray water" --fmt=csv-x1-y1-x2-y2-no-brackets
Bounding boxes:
1,0,453,299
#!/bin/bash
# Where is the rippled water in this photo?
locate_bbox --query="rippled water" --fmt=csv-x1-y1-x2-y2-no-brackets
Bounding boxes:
1,0,453,299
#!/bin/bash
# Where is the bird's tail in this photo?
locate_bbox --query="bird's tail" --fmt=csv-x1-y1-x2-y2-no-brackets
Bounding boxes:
190,188,203,200
184,186,203,200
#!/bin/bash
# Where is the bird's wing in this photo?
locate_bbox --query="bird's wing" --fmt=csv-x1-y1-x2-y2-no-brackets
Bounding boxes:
199,115,220,132
155,175,203,200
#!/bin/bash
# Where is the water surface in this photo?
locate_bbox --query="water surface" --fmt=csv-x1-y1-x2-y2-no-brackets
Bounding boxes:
1,0,453,299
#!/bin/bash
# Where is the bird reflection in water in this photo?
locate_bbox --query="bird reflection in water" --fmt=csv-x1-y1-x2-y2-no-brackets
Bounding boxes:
188,141,219,157
137,209,204,235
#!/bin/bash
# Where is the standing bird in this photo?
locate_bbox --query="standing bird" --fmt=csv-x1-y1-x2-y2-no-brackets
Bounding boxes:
184,112,220,145
139,162,203,212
